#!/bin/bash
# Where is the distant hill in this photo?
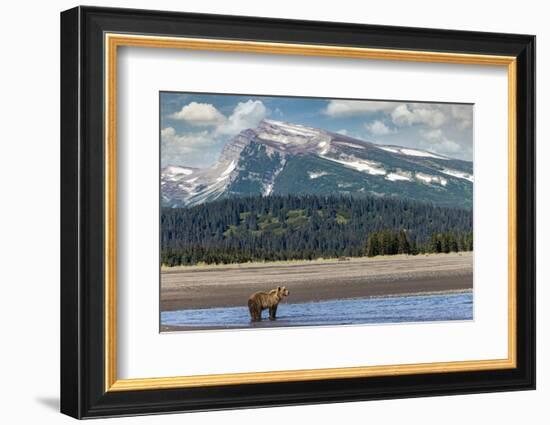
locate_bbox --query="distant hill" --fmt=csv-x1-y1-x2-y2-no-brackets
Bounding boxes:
161,119,473,209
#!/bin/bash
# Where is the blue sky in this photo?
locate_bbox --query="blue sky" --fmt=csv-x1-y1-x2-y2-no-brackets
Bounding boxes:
160,92,473,168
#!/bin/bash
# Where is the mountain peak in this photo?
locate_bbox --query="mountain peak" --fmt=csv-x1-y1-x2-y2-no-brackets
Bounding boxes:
162,121,473,208
251,119,331,152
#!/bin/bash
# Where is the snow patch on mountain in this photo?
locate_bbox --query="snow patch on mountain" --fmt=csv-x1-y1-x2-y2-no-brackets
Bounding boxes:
440,168,474,182
162,166,197,182
415,172,448,186
317,141,330,155
335,141,366,150
256,119,329,148
164,165,195,176
262,158,287,196
380,146,448,160
262,119,321,138
402,148,446,159
323,155,386,176
220,161,236,177
308,171,330,179
385,171,412,182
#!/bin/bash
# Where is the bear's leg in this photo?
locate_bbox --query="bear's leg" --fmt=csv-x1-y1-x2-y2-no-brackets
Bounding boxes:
269,305,278,320
249,302,259,322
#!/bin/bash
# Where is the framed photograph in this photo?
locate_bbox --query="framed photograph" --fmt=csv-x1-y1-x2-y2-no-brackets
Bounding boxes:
60,6,535,419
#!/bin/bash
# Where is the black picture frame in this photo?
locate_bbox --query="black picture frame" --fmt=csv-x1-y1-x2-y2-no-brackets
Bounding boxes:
61,5,535,419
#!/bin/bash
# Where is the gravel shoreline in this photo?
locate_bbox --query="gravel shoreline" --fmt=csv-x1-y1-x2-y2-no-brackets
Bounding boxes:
160,252,473,311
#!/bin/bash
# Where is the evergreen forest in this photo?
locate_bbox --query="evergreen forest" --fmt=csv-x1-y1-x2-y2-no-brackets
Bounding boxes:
161,194,473,266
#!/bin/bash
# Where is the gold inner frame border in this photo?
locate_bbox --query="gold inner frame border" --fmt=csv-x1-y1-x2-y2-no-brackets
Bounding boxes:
104,33,517,392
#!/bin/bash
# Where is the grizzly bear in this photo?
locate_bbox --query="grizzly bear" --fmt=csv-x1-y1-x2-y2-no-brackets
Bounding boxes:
248,286,290,321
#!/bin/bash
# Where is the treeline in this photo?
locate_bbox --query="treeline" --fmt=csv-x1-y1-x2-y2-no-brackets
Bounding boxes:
365,229,473,257
161,194,472,266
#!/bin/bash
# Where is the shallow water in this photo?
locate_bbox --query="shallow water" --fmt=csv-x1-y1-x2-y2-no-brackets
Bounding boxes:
161,292,473,330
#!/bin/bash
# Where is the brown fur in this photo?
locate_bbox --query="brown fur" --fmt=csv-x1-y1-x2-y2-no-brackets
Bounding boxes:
248,286,290,321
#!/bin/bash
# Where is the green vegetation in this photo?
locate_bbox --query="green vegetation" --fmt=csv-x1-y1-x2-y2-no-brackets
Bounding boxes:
161,194,472,266
365,229,473,257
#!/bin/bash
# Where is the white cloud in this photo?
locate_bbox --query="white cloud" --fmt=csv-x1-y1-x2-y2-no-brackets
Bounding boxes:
161,126,176,139
216,100,267,135
336,129,348,136
161,127,211,150
421,129,444,141
324,100,396,117
450,105,473,129
324,100,449,128
163,99,268,148
161,99,268,167
436,139,461,154
161,127,218,167
420,129,461,156
274,107,284,117
365,120,394,135
391,104,447,128
169,102,226,126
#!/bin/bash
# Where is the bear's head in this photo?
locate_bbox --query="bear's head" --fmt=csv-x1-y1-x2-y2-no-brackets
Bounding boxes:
277,286,290,297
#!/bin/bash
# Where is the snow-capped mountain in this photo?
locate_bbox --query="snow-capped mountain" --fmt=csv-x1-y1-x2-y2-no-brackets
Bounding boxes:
161,119,473,208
